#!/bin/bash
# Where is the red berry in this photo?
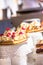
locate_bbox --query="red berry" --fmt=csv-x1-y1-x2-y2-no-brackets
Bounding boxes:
11,34,15,39
12,32,16,35
6,33,11,37
19,32,24,35
6,27,10,31
8,33,11,35
11,32,16,38
22,27,25,30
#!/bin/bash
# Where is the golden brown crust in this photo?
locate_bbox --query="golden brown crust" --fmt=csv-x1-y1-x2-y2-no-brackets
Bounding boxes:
12,38,27,44
0,41,13,45
26,27,43,33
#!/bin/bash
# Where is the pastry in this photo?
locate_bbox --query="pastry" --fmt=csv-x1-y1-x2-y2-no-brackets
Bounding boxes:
36,40,43,48
26,21,43,33
36,40,43,53
12,31,27,44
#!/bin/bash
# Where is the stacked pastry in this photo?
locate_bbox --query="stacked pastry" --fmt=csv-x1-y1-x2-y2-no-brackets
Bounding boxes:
36,40,43,53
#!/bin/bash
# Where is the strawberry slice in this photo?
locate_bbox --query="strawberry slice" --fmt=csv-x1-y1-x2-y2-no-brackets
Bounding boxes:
22,27,26,30
6,27,10,31
19,32,24,35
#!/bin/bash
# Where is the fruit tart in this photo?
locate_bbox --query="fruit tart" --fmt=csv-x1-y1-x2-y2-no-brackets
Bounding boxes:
12,30,27,44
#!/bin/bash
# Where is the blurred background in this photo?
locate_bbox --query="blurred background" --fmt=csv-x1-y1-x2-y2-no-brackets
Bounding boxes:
0,0,43,20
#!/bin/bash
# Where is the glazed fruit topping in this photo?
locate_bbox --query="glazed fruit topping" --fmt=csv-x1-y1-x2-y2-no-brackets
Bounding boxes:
6,32,11,37
6,27,10,31
11,32,16,38
12,32,16,35
22,27,26,30
19,32,24,35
